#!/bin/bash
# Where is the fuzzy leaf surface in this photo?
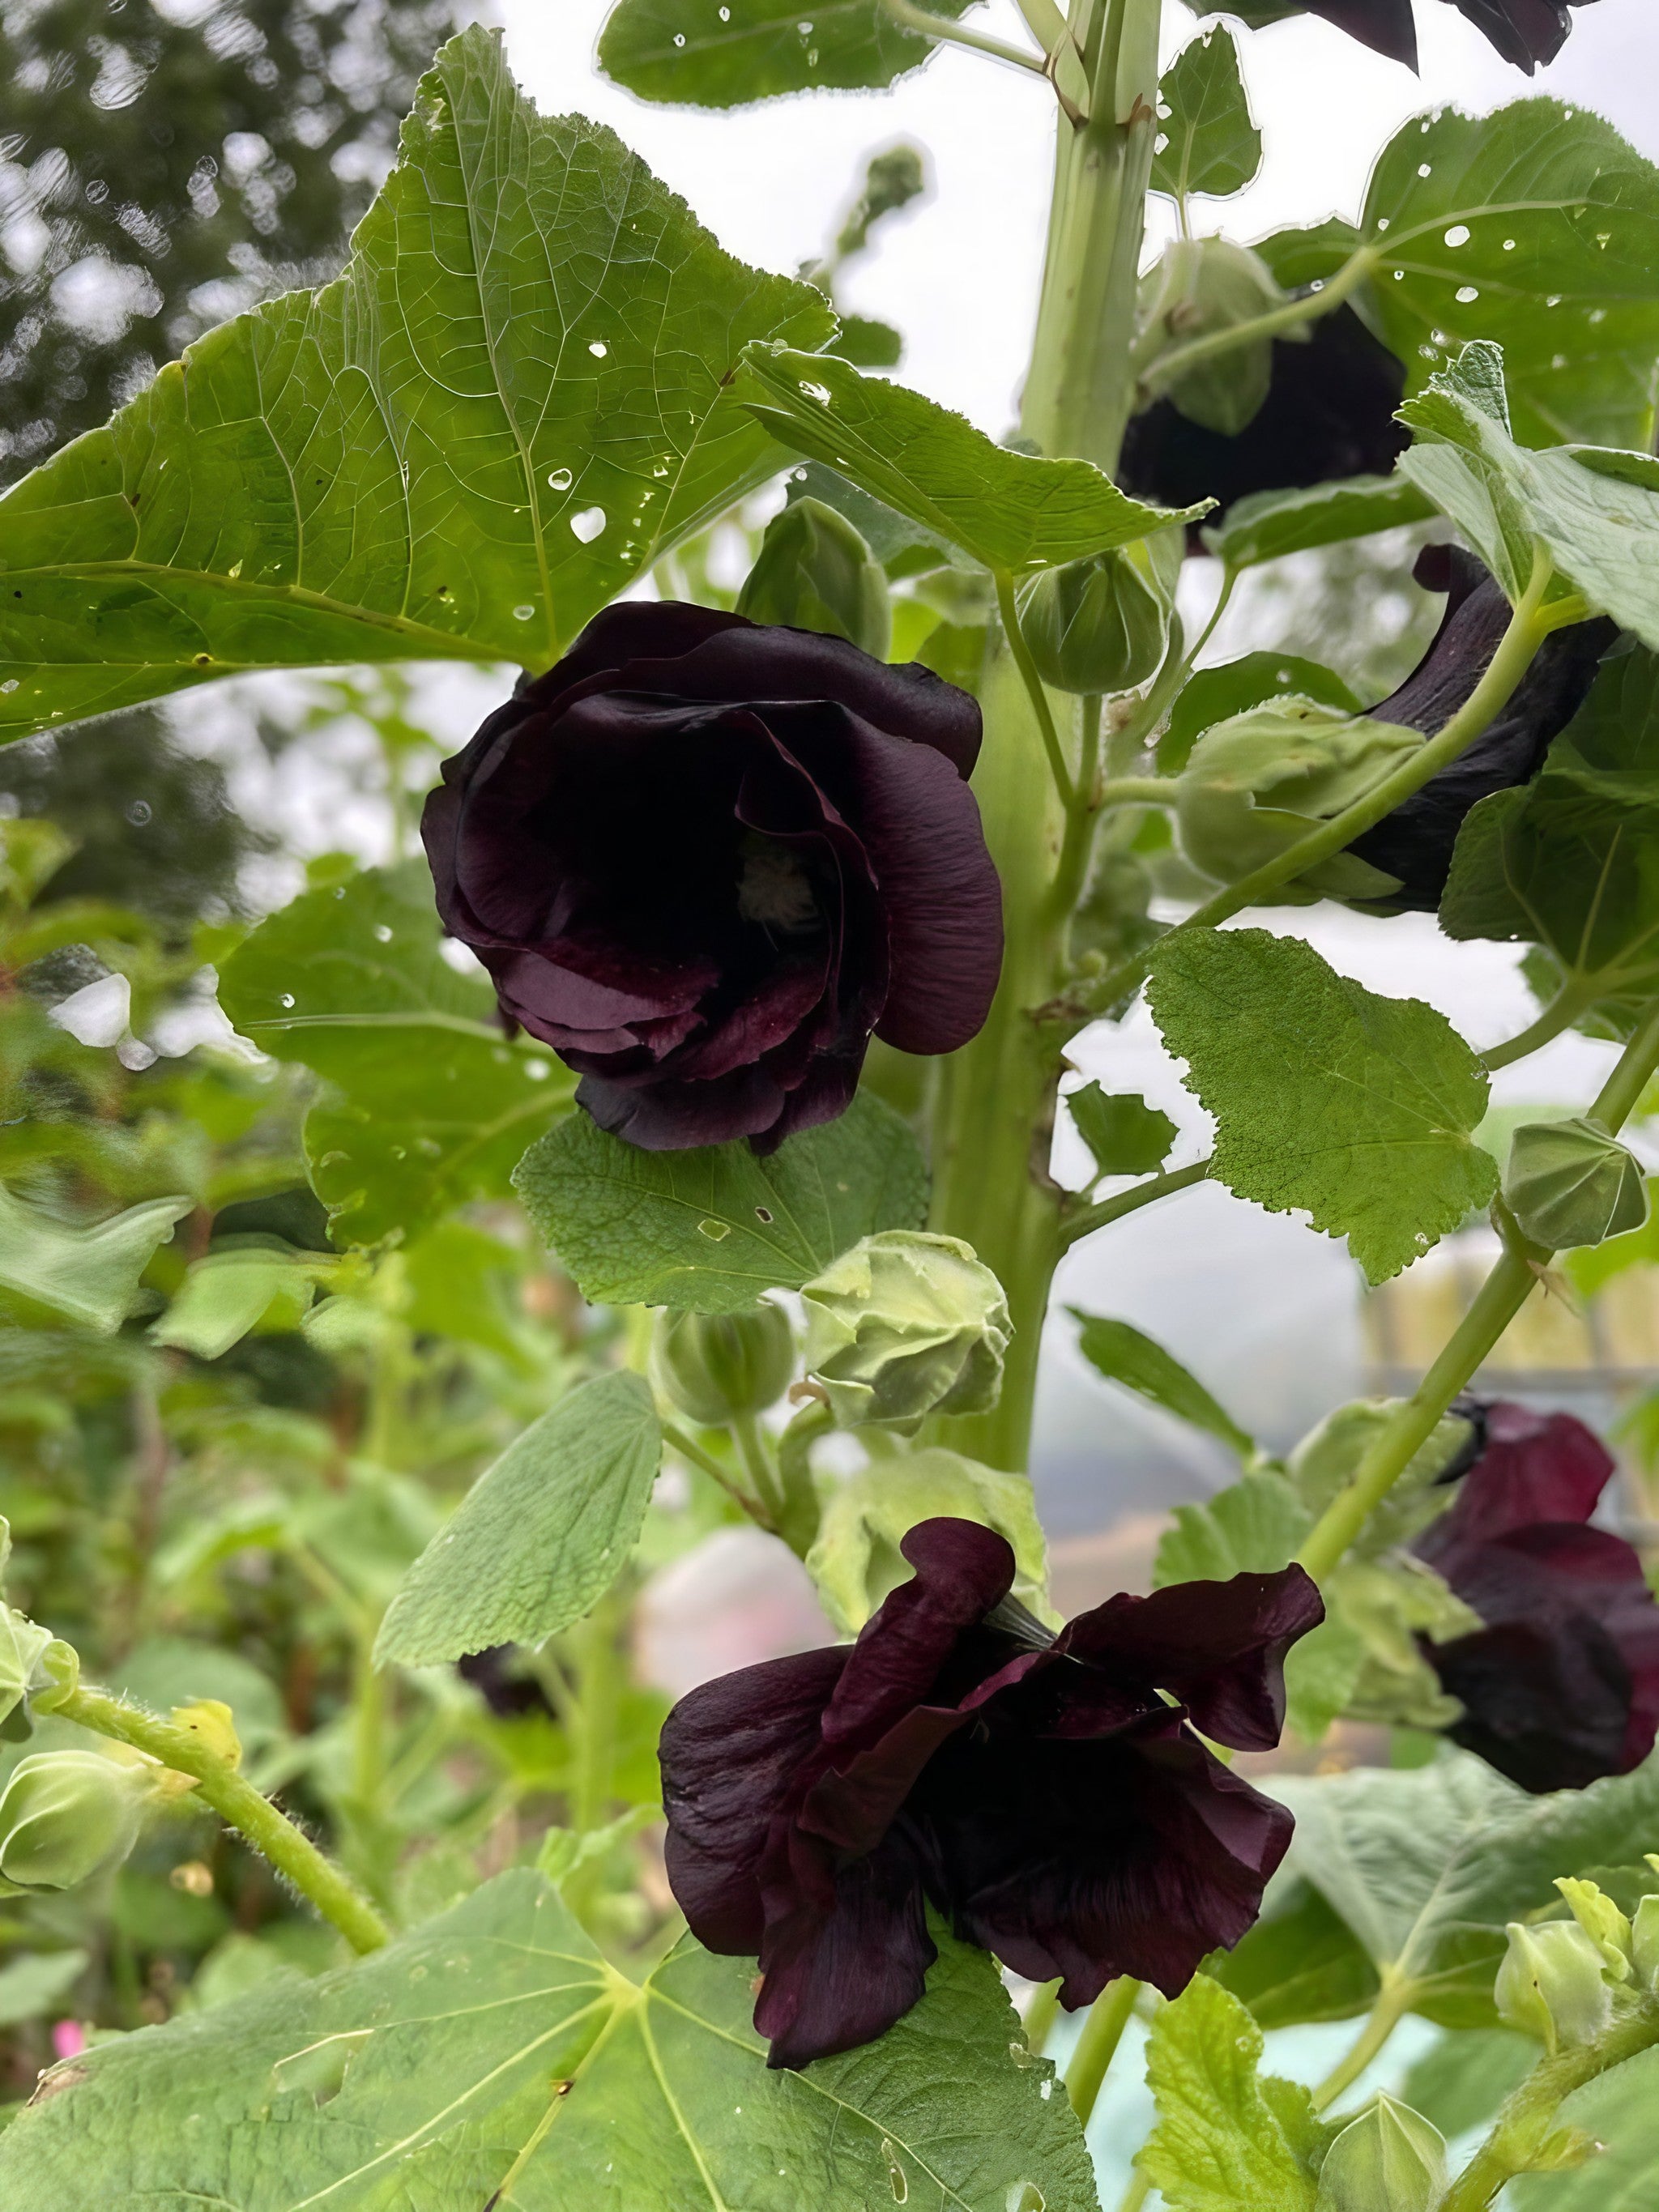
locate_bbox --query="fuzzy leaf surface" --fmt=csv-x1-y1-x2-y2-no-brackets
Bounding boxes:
1137,1973,1322,2212
0,26,834,742
1147,928,1497,1283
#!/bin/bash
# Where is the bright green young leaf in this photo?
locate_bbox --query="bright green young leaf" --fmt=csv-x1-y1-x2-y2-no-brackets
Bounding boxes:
1137,1973,1324,2212
598,0,975,108
1209,1878,1381,2031
111,1638,288,1761
0,1187,190,1333
376,1374,662,1667
1148,928,1499,1284
1509,2044,1659,2210
1441,644,1659,1011
514,1086,928,1312
1200,474,1436,572
1153,1470,1311,1588
736,343,1204,572
0,1870,1100,2211
1073,1311,1258,1460
807,1446,1052,1636
219,861,574,1246
1068,1084,1178,1179
1158,652,1361,774
149,1242,322,1359
1152,27,1261,202
0,25,834,744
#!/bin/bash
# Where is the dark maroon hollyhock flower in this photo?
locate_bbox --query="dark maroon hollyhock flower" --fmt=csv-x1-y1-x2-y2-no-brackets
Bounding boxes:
1346,545,1614,909
659,1516,1323,2067
421,604,1003,1153
1418,1400,1659,1794
1119,306,1409,533
1299,0,1593,74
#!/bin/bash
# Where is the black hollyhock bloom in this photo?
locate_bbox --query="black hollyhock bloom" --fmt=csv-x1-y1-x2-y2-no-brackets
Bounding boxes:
421,604,1003,1153
1346,545,1614,910
457,1646,552,1720
659,1516,1323,2068
1300,0,1594,73
1418,1400,1659,1794
1118,306,1410,531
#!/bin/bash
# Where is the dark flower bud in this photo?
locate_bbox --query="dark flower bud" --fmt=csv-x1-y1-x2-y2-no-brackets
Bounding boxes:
1345,546,1614,911
1015,548,1170,697
1175,695,1421,902
421,604,1003,1153
736,498,891,662
1415,1400,1659,1793
660,1515,1323,2067
1314,2093,1448,2212
0,1749,156,1893
650,1302,795,1427
1137,237,1295,437
1502,1117,1650,1251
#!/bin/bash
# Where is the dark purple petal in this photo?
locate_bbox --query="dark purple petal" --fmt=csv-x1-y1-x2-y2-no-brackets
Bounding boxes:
1118,308,1409,531
659,1646,848,1954
1057,1568,1325,1753
1444,0,1589,74
753,1829,936,2069
1419,1400,1615,1556
1303,0,1418,64
1348,549,1614,910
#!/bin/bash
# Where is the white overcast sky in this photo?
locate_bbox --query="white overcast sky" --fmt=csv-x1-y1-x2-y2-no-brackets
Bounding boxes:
494,0,1659,436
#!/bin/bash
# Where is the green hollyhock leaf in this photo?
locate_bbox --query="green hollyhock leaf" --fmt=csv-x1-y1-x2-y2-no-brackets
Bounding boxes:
1159,653,1361,774
1073,1311,1259,1461
1068,1083,1178,1179
736,343,1205,571
219,861,573,1247
1200,475,1436,573
514,1087,928,1313
1147,928,1498,1284
1286,1399,1473,1558
1137,1973,1324,2212
148,1242,322,1359
376,1374,661,1666
598,0,975,108
1209,1879,1381,2031
1151,26,1261,203
1153,1471,1311,1588
1399,2027,1537,2143
1441,644,1659,1012
0,25,834,743
0,1188,190,1334
0,1870,1100,2210
1508,2044,1659,2210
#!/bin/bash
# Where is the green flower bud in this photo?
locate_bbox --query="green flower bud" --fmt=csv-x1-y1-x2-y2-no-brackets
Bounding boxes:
1631,1893,1659,1993
1137,237,1297,437
801,1230,1011,1435
1175,696,1422,905
0,1597,79,1743
1015,547,1170,697
736,497,891,659
1503,1116,1651,1251
1495,1920,1614,2052
1555,1877,1634,1982
1314,2093,1448,2212
650,1302,795,1427
0,1749,155,1894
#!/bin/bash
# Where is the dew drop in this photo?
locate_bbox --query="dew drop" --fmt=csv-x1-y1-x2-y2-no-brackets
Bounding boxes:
1552,352,1567,370
1455,284,1480,304
881,2141,907,2202
0,680,15,694
1038,2078,1053,2100
1008,2040,1039,2069
1503,237,1516,252
513,603,535,620
126,799,152,825
1589,306,1607,324
571,506,607,543
806,47,817,62
589,339,608,358
697,1218,731,1241
720,2,731,15
1374,215,1390,232
279,992,296,1009
797,17,813,32
1417,162,1432,178
1443,223,1470,249
673,30,685,43
373,923,393,943
548,467,573,490
799,379,832,405
525,1059,551,1081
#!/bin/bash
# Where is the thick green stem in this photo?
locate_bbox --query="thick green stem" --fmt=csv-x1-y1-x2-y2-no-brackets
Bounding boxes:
1311,1975,1414,2112
1298,1000,1659,1584
1060,1157,1212,1251
1066,1975,1141,2122
60,1683,389,1954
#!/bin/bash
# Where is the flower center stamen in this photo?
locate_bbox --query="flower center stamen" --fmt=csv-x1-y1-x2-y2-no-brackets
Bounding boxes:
736,833,821,933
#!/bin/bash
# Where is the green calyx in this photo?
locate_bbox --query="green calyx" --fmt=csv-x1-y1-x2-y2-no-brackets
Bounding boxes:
801,1230,1011,1435
0,1747,159,1894
1175,695,1421,904
1314,2092,1449,2212
1136,235,1297,436
650,1302,796,1427
735,496,891,658
1503,1116,1652,1250
1496,1920,1617,2053
1015,544,1171,697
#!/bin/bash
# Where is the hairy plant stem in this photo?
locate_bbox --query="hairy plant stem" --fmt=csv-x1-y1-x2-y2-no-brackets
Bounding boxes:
1060,1157,1212,1250
1298,999,1659,1583
59,1682,390,1954
1066,1975,1142,2121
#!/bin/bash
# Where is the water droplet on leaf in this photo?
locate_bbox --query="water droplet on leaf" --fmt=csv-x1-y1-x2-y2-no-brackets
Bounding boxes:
571,507,607,543
548,467,573,490
513,604,535,620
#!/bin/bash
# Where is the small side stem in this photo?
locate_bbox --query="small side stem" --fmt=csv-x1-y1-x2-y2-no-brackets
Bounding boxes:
1094,775,1175,808
995,571,1074,807
731,1410,787,1525
878,0,1051,77
1310,1976,1413,2112
1060,1158,1212,1251
60,1683,389,1954
1482,975,1599,1072
1137,249,1375,399
661,1420,771,1528
1066,1975,1142,2122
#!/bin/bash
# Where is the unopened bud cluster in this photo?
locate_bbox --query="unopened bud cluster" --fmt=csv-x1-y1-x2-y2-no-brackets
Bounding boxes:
1496,1865,1659,2055
801,1230,1010,1434
650,1302,795,1427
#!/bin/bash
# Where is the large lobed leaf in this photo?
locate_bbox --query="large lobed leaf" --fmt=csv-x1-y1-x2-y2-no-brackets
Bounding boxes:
0,1869,1100,2211
1147,928,1498,1284
0,25,834,743
599,0,977,108
219,862,573,1247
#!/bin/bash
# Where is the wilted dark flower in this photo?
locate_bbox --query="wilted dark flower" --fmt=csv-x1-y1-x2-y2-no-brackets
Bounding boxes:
421,604,1002,1152
1346,546,1614,909
659,1516,1322,2067
1418,1400,1659,1794
1118,306,1409,529
1301,0,1595,75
